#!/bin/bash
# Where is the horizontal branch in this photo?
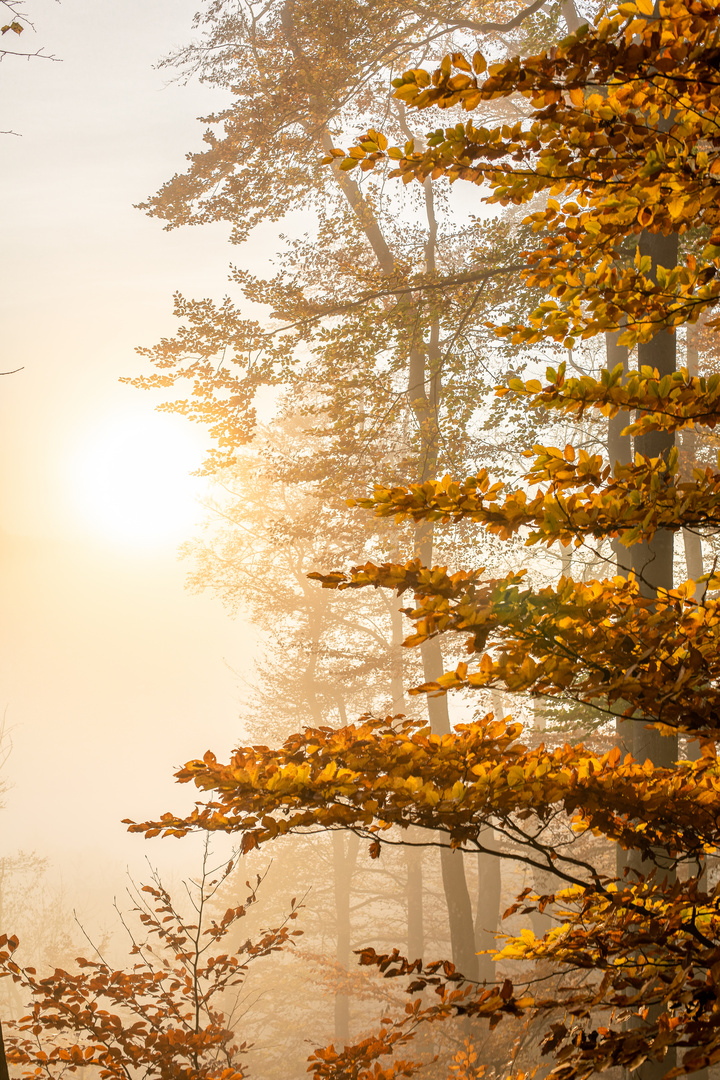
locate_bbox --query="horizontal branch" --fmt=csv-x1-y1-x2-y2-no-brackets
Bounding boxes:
268,262,524,335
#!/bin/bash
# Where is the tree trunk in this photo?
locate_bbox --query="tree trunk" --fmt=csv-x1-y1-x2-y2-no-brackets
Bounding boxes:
628,229,679,1080
475,839,500,983
682,322,706,600
631,230,679,775
0,1022,9,1080
287,20,479,981
390,600,426,961
420,636,479,978
606,328,634,815
607,329,633,574
389,601,405,715
408,201,477,978
332,831,359,1045
405,844,424,962
561,0,583,31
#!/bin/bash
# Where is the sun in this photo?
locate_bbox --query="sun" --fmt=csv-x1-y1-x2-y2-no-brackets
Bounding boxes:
67,406,206,548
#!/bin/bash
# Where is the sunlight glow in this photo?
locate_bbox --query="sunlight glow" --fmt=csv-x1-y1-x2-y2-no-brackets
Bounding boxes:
67,408,205,548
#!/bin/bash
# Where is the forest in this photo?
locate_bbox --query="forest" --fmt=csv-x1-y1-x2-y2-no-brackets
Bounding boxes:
4,0,720,1078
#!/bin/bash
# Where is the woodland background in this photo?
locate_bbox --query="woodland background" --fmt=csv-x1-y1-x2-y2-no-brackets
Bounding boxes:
3,1,719,1080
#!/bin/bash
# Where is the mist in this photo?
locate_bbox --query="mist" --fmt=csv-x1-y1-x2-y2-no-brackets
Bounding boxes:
2,1,715,1079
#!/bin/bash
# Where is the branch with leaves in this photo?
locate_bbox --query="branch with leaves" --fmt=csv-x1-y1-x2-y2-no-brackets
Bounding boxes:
0,849,302,1080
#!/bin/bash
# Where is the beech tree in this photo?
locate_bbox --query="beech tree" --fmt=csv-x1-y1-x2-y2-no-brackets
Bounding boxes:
183,439,423,1044
0,850,301,1080
131,0,583,989
127,1,720,1077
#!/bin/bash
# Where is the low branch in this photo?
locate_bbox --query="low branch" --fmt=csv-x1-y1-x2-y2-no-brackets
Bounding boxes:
0,46,60,61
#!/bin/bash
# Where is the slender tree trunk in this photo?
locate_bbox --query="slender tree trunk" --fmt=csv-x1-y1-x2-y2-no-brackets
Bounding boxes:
607,329,633,574
415,515,477,977
405,845,424,962
406,172,477,980
303,609,325,724
679,329,710,1080
390,599,426,961
628,230,679,1080
0,1022,9,1080
561,0,583,31
682,323,706,600
332,831,360,1045
419,628,478,978
390,601,405,716
475,838,500,982
606,328,634,844
631,230,679,774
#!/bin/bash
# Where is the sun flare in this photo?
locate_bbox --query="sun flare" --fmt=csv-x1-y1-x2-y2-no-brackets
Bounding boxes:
68,408,205,548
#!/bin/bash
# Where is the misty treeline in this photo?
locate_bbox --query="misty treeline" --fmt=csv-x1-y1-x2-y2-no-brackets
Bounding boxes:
7,0,720,1078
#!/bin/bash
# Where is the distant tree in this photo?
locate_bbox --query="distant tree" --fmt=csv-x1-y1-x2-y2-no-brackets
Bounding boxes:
132,0,586,982
184,437,415,1044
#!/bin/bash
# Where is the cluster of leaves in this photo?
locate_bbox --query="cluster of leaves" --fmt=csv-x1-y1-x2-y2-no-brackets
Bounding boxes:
499,361,720,437
340,425,720,552
329,0,720,346
127,713,719,879
128,713,720,1077
310,863,720,1080
0,854,301,1080
307,560,720,732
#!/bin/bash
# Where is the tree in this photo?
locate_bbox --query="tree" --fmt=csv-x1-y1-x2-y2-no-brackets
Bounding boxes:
132,0,577,986
183,437,424,1044
127,1,720,1077
0,847,301,1080
0,1,57,64
334,0,720,771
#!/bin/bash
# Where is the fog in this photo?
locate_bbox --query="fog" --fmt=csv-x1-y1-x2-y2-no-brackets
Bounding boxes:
0,0,248,911
1,1,688,1077
0,1,574,1069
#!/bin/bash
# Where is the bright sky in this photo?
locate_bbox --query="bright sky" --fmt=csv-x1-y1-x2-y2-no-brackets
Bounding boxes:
66,406,206,547
0,0,259,921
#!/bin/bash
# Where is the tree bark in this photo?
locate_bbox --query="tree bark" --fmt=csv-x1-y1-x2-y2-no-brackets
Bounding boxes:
607,329,633,574
405,844,424,962
631,231,679,778
682,322,706,600
390,599,426,962
0,1022,9,1080
389,601,405,715
628,229,679,1080
475,838,500,983
632,237,678,599
419,622,479,979
560,0,583,31
332,831,360,1045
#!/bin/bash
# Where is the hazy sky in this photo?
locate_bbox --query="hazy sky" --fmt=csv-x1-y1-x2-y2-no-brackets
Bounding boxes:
0,0,259,916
